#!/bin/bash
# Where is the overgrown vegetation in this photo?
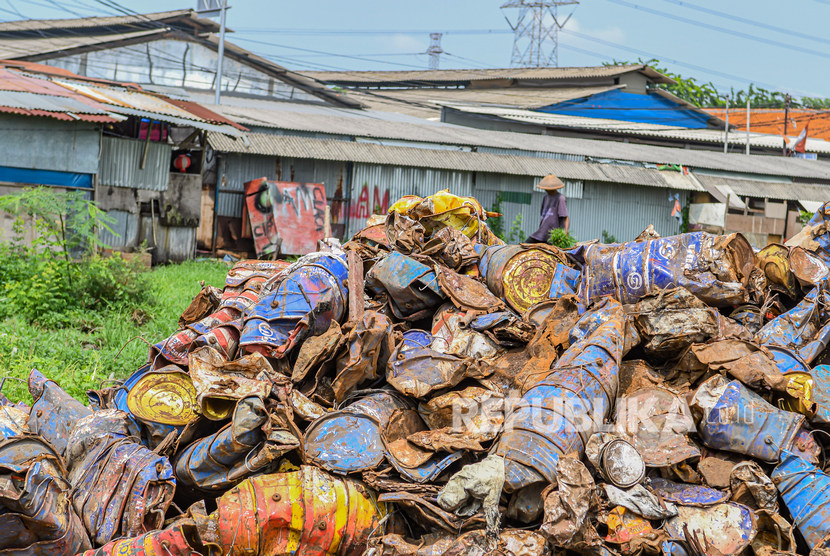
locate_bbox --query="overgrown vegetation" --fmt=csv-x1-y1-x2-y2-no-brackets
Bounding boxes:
0,259,229,404
488,192,527,243
0,187,229,403
0,187,148,326
548,228,576,249
606,58,830,109
601,230,618,244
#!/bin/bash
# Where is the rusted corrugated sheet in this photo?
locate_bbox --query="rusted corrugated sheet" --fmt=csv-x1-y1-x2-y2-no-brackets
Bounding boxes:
99,137,171,191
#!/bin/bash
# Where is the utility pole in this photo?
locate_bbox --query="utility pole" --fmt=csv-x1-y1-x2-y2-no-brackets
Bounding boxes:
723,95,729,154
214,0,228,105
745,98,751,156
427,33,444,70
783,93,791,156
501,0,579,67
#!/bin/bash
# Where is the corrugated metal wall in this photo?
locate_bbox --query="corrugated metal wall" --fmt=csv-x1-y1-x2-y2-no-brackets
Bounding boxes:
216,154,687,244
568,182,687,242
347,163,473,237
99,137,172,191
138,215,196,263
278,157,348,199
474,173,584,241
217,153,277,217
218,154,349,218
0,114,99,174
99,209,140,249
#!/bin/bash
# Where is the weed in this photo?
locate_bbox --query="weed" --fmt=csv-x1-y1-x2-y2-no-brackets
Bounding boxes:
0,260,229,405
548,228,577,249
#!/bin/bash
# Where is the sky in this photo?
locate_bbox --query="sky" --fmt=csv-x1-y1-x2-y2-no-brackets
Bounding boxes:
10,0,830,100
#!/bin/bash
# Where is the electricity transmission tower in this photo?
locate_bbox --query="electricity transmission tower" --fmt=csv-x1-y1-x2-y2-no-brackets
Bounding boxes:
427,33,444,70
501,0,579,67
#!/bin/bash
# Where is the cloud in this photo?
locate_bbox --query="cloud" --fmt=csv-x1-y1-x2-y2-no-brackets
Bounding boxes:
389,33,427,53
559,17,625,45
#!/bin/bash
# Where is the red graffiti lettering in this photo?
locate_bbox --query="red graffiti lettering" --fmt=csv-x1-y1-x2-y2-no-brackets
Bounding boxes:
373,188,390,215
349,183,389,220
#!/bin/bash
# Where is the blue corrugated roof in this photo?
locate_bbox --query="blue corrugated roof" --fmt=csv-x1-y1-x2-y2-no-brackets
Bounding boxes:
535,89,712,129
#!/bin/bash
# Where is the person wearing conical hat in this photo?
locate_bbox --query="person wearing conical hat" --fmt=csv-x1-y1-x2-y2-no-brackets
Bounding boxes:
527,174,569,243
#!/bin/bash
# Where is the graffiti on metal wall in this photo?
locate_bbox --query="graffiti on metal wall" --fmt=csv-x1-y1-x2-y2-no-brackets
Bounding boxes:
244,178,328,256
349,182,390,220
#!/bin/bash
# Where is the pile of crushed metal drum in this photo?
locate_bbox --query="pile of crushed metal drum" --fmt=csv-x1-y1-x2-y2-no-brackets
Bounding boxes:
5,190,830,556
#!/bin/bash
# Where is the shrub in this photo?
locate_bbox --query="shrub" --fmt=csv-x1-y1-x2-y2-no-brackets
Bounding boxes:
0,187,150,325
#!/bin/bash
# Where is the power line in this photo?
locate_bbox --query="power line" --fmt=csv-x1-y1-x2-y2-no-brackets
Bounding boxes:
233,27,513,36
658,0,830,48
606,0,830,61
559,27,815,97
231,36,429,69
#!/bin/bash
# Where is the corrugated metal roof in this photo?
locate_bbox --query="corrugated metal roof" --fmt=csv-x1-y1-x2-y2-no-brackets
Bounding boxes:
208,132,703,191
0,29,165,60
300,65,675,86
692,172,830,202
0,64,243,133
0,89,111,115
443,103,830,154
339,85,624,120
0,10,212,34
201,99,830,181
56,79,214,123
0,10,361,109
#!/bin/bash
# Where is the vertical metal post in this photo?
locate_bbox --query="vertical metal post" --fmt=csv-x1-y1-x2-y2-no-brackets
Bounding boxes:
783,93,790,156
214,0,228,105
745,98,751,155
723,96,729,154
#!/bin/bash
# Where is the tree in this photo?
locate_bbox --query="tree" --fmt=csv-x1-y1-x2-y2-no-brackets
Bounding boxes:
605,58,830,109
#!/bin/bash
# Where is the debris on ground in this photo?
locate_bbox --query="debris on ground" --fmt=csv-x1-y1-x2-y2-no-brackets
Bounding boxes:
4,190,830,555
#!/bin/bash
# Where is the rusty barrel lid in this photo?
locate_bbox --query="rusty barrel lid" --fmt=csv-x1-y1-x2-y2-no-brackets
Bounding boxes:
126,370,199,426
599,438,645,488
304,390,409,475
483,245,565,313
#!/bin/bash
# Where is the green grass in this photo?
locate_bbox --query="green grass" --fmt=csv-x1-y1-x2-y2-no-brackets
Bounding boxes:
0,259,229,405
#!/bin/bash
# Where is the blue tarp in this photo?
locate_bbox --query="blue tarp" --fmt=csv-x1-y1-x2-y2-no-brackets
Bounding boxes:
0,165,93,189
536,89,712,129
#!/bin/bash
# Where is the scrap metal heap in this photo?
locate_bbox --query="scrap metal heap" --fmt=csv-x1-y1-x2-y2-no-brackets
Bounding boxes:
6,190,830,555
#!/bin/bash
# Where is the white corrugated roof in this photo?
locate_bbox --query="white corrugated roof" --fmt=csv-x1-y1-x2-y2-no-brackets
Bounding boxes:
300,65,675,85
693,173,829,202
443,103,830,154
192,97,830,182
209,132,704,191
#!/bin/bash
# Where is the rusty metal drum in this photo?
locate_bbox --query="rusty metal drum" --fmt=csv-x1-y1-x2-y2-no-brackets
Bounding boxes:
213,466,386,556
126,369,199,426
304,390,409,474
77,523,204,556
480,245,579,314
